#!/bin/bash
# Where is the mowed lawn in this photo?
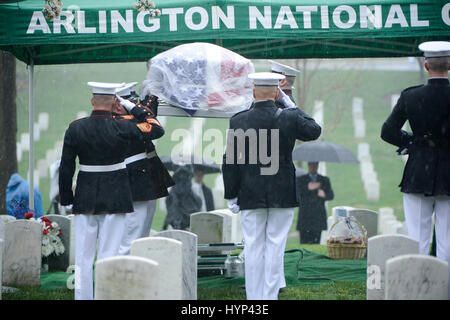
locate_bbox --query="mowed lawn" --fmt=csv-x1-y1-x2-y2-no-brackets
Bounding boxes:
11,58,422,300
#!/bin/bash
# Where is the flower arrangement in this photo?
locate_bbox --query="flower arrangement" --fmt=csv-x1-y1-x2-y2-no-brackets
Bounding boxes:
42,0,63,21
134,0,161,19
11,199,33,220
39,216,65,258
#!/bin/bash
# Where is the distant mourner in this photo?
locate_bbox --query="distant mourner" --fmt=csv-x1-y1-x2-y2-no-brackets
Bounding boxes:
381,41,450,299
296,162,334,244
222,72,321,300
59,82,164,300
112,82,174,255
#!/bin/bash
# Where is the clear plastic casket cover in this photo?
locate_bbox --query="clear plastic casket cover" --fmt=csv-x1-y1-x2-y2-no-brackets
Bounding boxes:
328,216,367,245
143,42,255,114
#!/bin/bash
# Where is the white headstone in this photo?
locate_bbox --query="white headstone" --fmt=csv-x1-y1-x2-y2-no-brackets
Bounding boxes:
37,159,48,179
385,254,448,300
76,111,88,119
38,113,49,131
3,220,42,287
365,179,380,202
357,143,370,160
190,212,225,244
208,209,235,243
348,208,378,238
66,214,76,266
16,142,23,163
0,216,16,241
33,125,40,142
20,133,30,152
367,235,419,300
94,256,159,300
354,119,366,138
156,230,197,300
130,237,182,300
44,215,71,272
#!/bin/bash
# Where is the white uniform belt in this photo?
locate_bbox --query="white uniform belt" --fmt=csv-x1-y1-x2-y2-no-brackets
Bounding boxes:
124,151,157,165
79,162,126,172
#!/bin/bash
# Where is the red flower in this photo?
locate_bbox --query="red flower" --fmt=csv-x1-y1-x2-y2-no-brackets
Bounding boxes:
24,212,34,219
43,229,49,235
45,221,53,229
41,217,50,223
59,231,62,236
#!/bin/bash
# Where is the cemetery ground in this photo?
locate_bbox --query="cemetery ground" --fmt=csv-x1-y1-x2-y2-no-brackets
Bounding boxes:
9,58,421,300
2,243,366,300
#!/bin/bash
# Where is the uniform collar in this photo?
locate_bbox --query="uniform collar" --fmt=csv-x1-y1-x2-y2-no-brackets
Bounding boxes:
427,78,449,85
253,100,276,108
91,110,112,117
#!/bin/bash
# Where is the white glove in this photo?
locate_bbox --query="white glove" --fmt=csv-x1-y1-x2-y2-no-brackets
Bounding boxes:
227,198,240,214
116,94,136,112
278,87,296,109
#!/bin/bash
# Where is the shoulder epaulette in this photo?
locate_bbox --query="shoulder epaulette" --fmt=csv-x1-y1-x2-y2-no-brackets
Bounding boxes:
136,122,153,133
402,84,423,93
231,109,249,119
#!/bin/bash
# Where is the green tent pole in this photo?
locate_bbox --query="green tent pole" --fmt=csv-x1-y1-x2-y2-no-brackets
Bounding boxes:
28,59,34,211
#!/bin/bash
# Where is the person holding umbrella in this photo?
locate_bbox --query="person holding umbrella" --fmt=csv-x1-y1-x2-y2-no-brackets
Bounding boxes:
296,162,334,244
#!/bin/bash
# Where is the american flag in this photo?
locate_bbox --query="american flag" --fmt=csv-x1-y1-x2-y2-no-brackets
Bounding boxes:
149,43,254,115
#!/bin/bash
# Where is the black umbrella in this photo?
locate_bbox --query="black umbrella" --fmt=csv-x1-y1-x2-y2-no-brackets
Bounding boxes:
160,155,221,174
292,141,359,163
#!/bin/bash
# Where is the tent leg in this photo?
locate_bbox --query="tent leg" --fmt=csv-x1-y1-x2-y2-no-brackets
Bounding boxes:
28,60,34,211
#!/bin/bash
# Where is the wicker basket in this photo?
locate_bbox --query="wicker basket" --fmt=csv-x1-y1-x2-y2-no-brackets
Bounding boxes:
327,218,367,260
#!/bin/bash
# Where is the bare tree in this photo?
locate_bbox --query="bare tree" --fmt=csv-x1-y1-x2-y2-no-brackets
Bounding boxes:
0,50,17,214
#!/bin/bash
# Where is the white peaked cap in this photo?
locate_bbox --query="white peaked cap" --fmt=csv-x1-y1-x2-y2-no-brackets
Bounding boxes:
418,41,450,58
269,60,300,77
248,72,285,86
116,82,138,97
87,82,125,95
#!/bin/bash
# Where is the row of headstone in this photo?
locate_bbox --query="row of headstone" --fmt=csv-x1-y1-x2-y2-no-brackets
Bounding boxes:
312,101,327,177
25,139,64,190
367,234,448,299
378,207,407,235
95,230,198,300
16,113,50,163
352,97,366,139
358,143,380,202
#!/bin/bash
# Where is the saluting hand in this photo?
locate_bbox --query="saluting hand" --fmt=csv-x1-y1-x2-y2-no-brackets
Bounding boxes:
116,95,136,112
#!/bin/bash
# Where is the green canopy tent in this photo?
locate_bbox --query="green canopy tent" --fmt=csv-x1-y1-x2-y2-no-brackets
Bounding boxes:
1,0,449,209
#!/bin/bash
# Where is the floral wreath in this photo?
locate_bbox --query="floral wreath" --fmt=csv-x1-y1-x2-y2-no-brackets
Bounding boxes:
134,0,161,20
43,0,63,21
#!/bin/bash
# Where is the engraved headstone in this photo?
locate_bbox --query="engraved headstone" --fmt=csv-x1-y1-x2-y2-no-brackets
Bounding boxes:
156,230,197,300
348,208,378,238
385,254,448,300
190,212,225,244
130,237,182,300
3,220,42,287
94,256,159,300
0,216,16,241
44,215,71,271
367,235,419,300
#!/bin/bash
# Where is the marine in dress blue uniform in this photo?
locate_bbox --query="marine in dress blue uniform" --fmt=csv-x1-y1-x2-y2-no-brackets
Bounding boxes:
59,82,164,300
381,41,450,299
222,73,321,300
112,82,174,255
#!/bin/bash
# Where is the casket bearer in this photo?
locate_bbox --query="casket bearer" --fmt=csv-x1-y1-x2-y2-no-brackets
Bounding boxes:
112,82,174,255
222,72,321,300
59,82,165,300
381,41,450,299
270,60,300,108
